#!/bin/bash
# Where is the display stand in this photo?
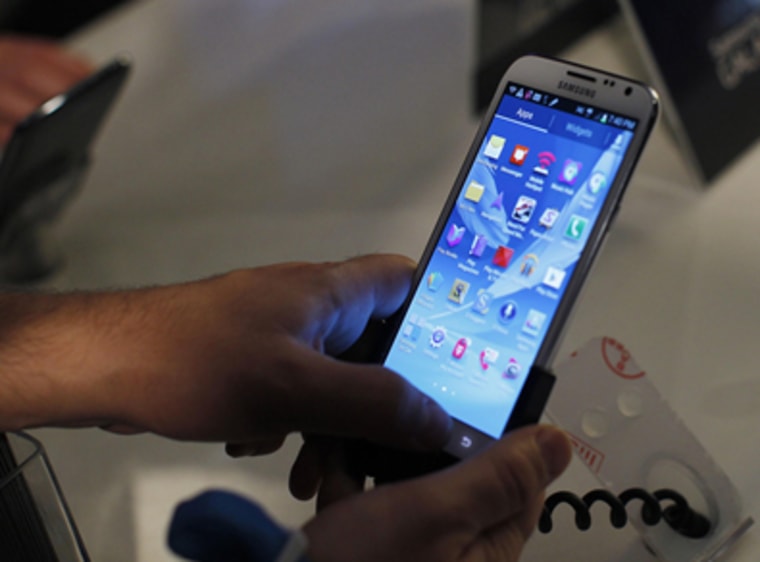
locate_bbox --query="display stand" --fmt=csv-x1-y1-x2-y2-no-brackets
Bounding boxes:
547,337,754,561
0,432,89,562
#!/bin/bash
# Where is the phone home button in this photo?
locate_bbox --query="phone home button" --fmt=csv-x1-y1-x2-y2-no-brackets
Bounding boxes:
447,427,486,457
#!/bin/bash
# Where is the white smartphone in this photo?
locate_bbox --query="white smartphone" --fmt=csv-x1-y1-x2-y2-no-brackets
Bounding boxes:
375,55,659,460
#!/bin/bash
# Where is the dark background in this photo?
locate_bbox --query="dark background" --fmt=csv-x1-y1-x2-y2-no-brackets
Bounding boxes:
474,0,619,113
623,0,760,182
0,0,129,38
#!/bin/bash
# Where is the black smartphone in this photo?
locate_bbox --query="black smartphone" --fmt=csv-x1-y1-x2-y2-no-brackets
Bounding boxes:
375,55,659,459
0,57,131,227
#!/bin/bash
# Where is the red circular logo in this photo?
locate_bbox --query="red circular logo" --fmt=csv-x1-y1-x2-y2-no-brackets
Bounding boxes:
601,337,645,379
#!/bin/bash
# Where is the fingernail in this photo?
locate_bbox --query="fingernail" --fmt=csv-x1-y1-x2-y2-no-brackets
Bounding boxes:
413,396,453,449
535,427,572,480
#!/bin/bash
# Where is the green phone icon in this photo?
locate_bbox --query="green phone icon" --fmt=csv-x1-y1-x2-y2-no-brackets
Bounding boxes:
564,215,588,241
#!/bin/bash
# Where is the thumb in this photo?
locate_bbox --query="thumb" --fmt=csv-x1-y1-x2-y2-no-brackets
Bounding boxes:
301,425,572,562
430,425,572,531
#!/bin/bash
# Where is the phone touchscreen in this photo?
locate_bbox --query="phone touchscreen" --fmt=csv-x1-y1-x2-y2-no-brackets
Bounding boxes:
384,83,641,441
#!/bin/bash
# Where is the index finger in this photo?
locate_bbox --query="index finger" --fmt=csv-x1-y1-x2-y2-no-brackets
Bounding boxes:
275,347,452,450
318,254,416,355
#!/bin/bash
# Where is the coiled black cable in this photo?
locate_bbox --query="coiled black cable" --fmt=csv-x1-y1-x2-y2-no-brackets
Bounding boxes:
540,488,712,538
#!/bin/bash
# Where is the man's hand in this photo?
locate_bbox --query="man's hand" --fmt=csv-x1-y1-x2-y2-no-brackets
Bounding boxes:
0,255,451,454
0,35,93,144
167,426,571,562
303,425,572,562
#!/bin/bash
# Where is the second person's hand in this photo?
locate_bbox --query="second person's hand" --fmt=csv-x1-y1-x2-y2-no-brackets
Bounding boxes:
0,35,93,145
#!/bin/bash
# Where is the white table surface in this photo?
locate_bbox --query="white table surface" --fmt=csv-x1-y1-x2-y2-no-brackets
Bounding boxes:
25,1,760,560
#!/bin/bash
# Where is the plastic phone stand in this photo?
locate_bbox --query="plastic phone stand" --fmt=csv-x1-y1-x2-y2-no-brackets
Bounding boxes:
0,431,89,561
0,158,88,284
547,337,753,561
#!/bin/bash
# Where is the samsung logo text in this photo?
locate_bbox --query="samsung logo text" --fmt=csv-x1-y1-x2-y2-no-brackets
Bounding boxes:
557,81,596,98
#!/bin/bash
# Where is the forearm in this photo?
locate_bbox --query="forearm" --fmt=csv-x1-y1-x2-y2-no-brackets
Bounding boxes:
0,274,273,438
0,288,155,431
